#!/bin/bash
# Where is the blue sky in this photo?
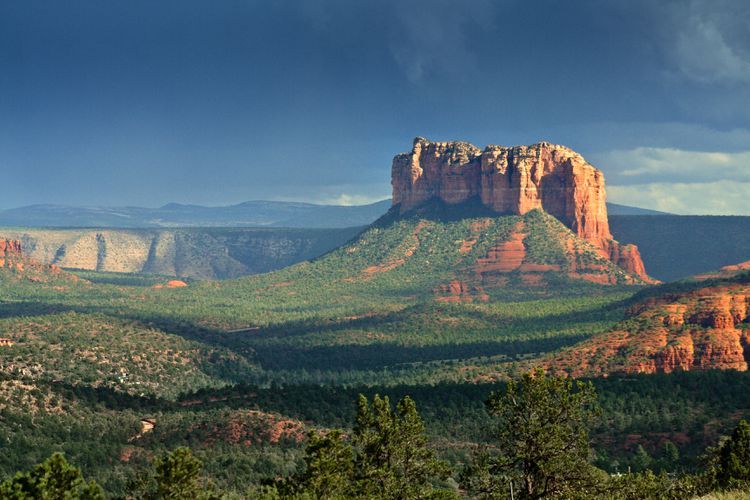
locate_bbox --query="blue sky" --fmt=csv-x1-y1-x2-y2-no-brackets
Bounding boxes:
2,0,750,214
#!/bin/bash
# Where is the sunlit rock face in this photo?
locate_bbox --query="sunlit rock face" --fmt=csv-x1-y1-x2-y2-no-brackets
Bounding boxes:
391,137,652,282
545,279,750,377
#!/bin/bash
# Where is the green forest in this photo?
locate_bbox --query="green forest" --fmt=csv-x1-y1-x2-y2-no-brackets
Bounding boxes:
1,209,750,497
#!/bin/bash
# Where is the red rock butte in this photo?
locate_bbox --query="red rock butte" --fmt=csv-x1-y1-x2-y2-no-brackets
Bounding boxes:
0,239,24,269
391,137,653,282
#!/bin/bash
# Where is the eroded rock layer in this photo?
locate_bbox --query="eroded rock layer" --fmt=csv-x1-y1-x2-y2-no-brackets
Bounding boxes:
545,272,750,377
391,137,652,282
0,239,72,282
0,239,23,269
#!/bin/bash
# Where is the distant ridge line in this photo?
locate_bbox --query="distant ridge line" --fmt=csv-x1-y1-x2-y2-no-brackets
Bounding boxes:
0,199,666,229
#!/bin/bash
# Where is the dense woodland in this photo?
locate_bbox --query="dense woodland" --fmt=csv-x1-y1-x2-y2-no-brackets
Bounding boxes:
1,210,750,497
3,371,750,498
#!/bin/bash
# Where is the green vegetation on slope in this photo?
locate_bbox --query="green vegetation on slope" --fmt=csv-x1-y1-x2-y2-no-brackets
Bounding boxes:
4,205,745,496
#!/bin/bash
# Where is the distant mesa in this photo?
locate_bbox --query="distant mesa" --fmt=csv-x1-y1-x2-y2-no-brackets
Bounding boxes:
391,137,655,282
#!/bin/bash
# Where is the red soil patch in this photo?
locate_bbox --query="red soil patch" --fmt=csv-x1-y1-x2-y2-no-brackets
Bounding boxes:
519,263,560,272
475,222,527,273
520,273,544,286
269,281,292,288
570,272,616,285
434,280,489,303
722,260,750,272
204,410,306,447
153,280,188,289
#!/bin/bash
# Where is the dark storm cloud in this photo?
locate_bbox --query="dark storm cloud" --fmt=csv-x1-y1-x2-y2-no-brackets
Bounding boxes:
1,0,749,213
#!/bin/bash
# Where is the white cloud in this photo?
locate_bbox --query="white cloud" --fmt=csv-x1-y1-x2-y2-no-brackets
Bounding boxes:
597,144,750,215
599,147,750,185
268,182,392,207
608,181,750,215
321,193,390,206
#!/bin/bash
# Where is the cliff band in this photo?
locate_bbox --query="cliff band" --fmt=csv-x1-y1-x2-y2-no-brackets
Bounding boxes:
391,137,651,281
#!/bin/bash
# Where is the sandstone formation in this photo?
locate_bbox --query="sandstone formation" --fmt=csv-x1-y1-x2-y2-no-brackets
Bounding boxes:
0,239,23,269
392,138,652,282
545,275,750,377
0,238,70,281
445,213,649,296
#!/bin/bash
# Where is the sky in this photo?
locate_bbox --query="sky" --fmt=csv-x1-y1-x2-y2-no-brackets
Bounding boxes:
1,0,750,214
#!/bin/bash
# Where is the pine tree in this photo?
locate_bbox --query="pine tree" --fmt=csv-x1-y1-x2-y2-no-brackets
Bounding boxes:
353,394,453,499
298,429,355,499
464,369,601,499
716,419,750,489
631,445,653,472
0,453,104,499
152,447,217,499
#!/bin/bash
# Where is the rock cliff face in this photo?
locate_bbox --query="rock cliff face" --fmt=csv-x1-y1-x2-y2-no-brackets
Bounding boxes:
392,138,652,281
545,273,750,377
0,238,71,281
0,239,24,270
0,239,22,263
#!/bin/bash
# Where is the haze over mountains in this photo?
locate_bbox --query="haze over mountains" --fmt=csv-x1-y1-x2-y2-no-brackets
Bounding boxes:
0,200,392,229
0,199,661,229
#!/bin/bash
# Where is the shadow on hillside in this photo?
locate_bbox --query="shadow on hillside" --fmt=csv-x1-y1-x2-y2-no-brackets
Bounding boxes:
0,299,238,352
0,371,174,411
251,334,591,372
371,196,504,228
0,301,78,319
248,294,634,342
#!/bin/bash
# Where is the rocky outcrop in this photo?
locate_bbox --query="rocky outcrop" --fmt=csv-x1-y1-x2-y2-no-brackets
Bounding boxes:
392,138,653,282
434,280,489,303
0,238,71,281
545,276,750,377
0,239,28,271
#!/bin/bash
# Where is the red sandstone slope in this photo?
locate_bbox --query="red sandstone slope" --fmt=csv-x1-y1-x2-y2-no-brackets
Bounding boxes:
544,269,750,377
432,213,650,303
0,239,74,282
391,137,653,282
